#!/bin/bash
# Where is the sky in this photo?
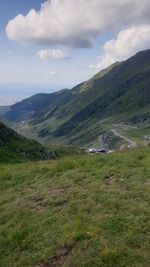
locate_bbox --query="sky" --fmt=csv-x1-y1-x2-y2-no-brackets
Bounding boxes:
0,0,150,105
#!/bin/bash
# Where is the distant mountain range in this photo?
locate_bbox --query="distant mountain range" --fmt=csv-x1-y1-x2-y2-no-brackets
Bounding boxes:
0,83,71,105
2,49,150,149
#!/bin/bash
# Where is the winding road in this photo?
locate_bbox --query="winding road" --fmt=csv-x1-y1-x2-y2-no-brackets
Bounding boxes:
111,129,137,148
99,125,137,150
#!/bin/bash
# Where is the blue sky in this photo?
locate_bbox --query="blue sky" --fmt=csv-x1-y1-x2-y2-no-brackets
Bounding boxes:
0,0,105,85
0,0,150,105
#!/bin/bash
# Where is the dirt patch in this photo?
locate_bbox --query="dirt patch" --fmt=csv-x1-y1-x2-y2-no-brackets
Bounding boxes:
144,179,150,186
37,244,74,267
31,196,44,212
105,176,114,185
55,201,68,211
48,186,69,196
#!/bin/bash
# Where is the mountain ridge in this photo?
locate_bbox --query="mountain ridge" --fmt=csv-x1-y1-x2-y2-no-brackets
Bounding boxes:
2,49,150,148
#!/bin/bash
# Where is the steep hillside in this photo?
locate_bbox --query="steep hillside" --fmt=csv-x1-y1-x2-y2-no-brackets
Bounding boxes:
0,121,55,162
0,106,10,116
3,50,150,148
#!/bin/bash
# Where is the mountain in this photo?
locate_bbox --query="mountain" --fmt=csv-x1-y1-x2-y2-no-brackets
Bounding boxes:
3,49,150,149
4,89,71,122
0,106,10,116
0,121,55,162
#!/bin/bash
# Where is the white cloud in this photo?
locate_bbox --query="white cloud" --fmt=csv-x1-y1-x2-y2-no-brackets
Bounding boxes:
6,0,150,48
46,71,57,76
91,24,150,69
37,48,69,60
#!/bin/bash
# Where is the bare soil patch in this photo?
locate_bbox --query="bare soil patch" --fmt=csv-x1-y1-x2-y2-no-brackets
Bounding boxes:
37,244,74,267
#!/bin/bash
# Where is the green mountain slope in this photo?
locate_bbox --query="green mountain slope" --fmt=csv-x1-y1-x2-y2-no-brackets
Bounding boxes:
0,121,55,162
3,49,150,148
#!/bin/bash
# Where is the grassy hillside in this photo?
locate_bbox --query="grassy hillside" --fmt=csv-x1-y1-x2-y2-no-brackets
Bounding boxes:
52,50,150,144
0,147,150,267
0,121,55,162
3,50,150,148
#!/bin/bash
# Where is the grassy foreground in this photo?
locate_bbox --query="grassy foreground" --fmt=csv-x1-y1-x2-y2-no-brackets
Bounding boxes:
0,148,150,267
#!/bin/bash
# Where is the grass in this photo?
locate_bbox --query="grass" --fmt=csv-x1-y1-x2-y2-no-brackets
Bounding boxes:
0,147,150,267
47,145,80,158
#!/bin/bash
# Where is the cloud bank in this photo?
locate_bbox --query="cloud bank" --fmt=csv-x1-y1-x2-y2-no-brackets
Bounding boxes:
6,0,150,48
90,24,150,69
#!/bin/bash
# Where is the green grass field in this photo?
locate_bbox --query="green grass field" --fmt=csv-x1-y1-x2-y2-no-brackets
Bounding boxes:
0,148,150,267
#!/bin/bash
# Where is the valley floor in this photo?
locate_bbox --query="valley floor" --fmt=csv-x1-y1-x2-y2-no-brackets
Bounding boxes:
0,148,150,267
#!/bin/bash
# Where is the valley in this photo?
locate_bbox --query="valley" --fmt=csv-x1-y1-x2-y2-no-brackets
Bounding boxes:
1,0,150,266
0,49,150,267
1,50,150,151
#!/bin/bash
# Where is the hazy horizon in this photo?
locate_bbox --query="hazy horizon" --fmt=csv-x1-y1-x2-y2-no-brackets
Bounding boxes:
0,0,150,105
0,82,74,106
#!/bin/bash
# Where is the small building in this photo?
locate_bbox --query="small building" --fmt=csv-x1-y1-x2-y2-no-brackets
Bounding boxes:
88,148,97,153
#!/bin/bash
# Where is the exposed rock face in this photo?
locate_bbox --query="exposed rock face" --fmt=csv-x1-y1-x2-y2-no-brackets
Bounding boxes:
42,150,56,160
